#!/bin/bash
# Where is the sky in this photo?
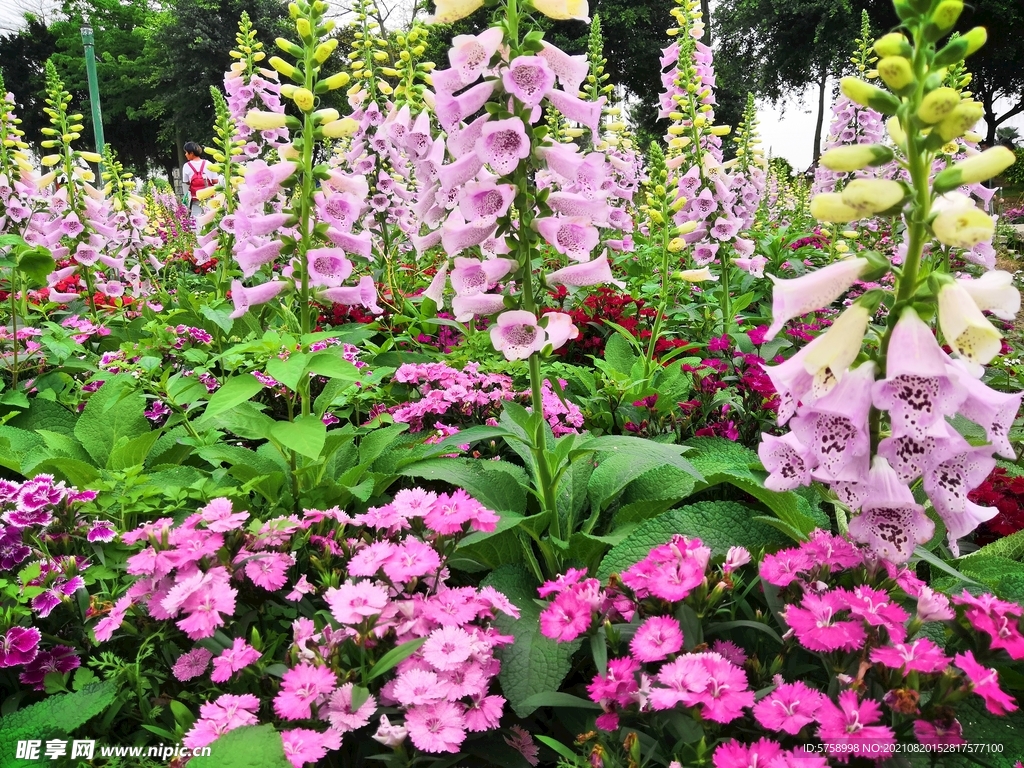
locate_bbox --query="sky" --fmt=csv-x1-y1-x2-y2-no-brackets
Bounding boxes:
0,0,1020,170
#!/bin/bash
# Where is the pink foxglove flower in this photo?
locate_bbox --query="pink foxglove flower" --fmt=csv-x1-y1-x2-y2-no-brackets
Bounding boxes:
534,216,600,261
847,457,934,564
954,367,1022,459
489,311,546,360
306,248,353,288
475,118,531,176
450,256,515,296
447,28,504,86
758,431,816,491
318,276,383,315
545,252,624,288
922,441,997,549
538,42,589,94
503,56,556,107
764,257,871,341
229,279,289,319
459,181,516,220
452,292,509,322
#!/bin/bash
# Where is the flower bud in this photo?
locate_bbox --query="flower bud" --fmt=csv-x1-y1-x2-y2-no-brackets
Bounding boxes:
874,32,912,58
269,56,301,82
675,267,718,282
78,151,103,163
929,0,963,34
675,220,698,235
667,237,686,252
275,38,303,58
321,117,360,138
962,27,987,57
820,144,895,172
313,39,338,63
878,57,914,91
316,71,351,93
244,110,289,130
841,179,906,214
312,108,339,124
932,36,970,68
710,125,731,136
917,87,960,123
288,2,300,18
933,146,1017,193
840,77,901,115
291,88,315,111
809,193,862,223
886,116,907,148
41,154,62,166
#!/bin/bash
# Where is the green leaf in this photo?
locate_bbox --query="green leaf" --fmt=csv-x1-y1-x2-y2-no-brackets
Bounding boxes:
17,249,56,287
519,692,600,710
587,450,696,516
400,458,527,515
963,529,1024,562
358,423,409,466
366,638,428,681
266,353,308,391
0,682,116,767
941,697,1024,768
271,415,327,459
535,735,579,763
685,436,824,536
598,500,790,579
604,332,638,374
73,376,149,467
187,724,291,768
482,564,581,718
204,374,265,419
8,399,78,437
200,304,234,334
107,430,161,470
304,352,360,381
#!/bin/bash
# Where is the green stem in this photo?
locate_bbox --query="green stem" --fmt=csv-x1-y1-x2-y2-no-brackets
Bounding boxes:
643,204,672,376
10,269,18,389
720,259,731,335
296,23,318,417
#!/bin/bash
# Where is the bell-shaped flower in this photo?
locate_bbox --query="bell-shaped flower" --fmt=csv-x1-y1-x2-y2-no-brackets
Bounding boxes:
318,276,383,315
764,257,870,342
534,216,600,262
531,0,589,22
458,181,516,221
840,179,906,215
676,267,718,283
693,242,719,266
490,310,547,360
441,211,498,256
936,279,1002,369
423,262,448,307
504,56,556,108
932,198,994,249
544,89,603,140
546,252,624,288
404,111,433,159
476,117,531,176
733,255,767,278
448,28,504,87
847,457,934,565
758,432,817,491
235,240,285,278
957,271,1020,321
809,193,861,223
452,292,508,322
872,308,966,439
710,216,741,241
538,43,589,95
763,344,815,425
327,229,372,261
435,81,497,132
229,279,289,319
547,191,611,223
543,312,579,351
447,114,490,160
238,160,296,207
428,0,485,25
878,419,964,484
438,152,486,191
450,256,516,296
923,438,997,551
801,302,872,399
307,248,353,288
954,365,1022,459
792,362,874,483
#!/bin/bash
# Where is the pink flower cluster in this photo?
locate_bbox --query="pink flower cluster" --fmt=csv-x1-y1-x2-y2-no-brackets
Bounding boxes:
540,528,1024,763
388,361,583,436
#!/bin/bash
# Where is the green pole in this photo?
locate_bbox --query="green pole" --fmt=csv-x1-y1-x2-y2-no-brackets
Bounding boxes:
80,25,105,180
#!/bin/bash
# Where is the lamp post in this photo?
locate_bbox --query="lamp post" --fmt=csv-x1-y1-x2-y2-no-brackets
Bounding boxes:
80,25,106,180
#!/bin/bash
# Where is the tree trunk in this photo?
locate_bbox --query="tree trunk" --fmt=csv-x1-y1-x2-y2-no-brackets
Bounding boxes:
701,0,712,45
812,70,828,167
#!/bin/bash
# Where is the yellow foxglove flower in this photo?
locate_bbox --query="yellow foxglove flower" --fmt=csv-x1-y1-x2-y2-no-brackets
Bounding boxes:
41,154,61,166
78,151,102,163
292,88,315,111
932,201,994,249
428,0,484,23
314,40,338,63
668,237,686,252
841,179,906,214
937,280,1002,367
809,193,861,223
676,267,718,282
710,125,731,136
35,171,57,189
962,27,987,56
269,56,300,80
313,108,340,124
878,57,913,90
802,303,872,394
917,87,960,124
318,72,351,92
820,144,894,172
840,77,900,115
934,100,983,142
886,116,907,149
874,32,911,58
322,118,360,138
244,110,289,130
933,146,1016,193
675,220,698,235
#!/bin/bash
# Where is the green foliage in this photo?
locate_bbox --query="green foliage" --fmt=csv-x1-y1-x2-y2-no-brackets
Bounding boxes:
189,725,291,768
482,565,582,718
598,500,789,579
0,682,117,767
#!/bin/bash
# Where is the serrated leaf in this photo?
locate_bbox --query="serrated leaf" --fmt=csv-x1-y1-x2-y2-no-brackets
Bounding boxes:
204,375,265,419
271,415,326,459
588,451,696,515
187,724,291,768
603,333,638,374
304,352,360,381
964,529,1024,563
482,564,581,717
598,500,790,579
73,377,149,467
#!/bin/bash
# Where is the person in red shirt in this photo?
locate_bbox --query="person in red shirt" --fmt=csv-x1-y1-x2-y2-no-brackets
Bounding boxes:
181,141,220,224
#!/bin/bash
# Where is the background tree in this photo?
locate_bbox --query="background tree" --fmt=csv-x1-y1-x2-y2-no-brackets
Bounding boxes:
143,0,290,173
